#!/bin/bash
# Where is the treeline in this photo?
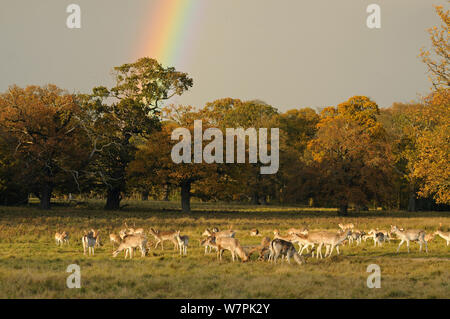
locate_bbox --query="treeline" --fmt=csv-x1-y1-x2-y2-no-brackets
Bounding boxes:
0,6,448,214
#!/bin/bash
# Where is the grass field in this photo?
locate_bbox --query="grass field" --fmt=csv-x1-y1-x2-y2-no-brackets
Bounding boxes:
0,200,449,299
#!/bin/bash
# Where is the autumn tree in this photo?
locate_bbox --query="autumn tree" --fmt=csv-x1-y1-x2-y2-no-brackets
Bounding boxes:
80,58,193,210
307,96,395,215
414,4,450,205
0,85,88,209
198,98,281,204
129,105,220,213
278,108,320,204
0,125,29,205
420,5,449,89
413,89,450,205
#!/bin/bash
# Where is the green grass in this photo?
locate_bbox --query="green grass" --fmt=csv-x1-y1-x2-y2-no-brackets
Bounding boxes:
0,200,449,298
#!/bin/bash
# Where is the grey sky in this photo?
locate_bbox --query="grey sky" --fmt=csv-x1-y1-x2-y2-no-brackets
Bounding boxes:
0,0,446,112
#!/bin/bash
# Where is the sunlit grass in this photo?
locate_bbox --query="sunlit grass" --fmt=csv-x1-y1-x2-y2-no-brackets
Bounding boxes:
0,200,448,298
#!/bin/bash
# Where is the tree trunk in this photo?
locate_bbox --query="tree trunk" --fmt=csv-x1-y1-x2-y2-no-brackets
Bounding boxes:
105,187,122,210
164,184,170,201
180,181,191,213
338,203,348,216
260,195,268,205
407,183,416,212
251,192,259,205
39,184,53,210
141,190,149,201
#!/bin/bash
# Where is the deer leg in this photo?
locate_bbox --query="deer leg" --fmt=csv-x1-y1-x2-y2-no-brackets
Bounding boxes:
317,243,322,259
397,239,404,252
274,250,279,264
406,240,410,253
328,245,334,257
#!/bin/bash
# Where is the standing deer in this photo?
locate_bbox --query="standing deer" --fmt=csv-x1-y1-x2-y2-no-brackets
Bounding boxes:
390,225,428,253
55,231,69,246
175,230,189,256
82,230,99,256
149,228,178,250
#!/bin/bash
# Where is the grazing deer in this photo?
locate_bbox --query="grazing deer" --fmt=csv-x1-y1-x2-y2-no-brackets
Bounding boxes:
55,231,69,246
82,230,98,256
433,230,450,246
268,239,305,265
250,229,260,236
175,230,189,255
248,236,271,260
216,237,248,262
274,229,314,256
109,233,121,248
112,234,148,259
390,225,428,253
424,233,435,243
149,228,178,250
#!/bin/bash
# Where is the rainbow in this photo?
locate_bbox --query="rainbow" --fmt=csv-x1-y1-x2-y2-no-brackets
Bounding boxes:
135,0,205,68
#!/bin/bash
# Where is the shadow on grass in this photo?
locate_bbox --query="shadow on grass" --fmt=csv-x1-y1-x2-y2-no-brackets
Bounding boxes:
0,200,449,221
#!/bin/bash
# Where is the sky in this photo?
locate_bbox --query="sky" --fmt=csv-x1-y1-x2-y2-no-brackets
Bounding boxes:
0,0,446,112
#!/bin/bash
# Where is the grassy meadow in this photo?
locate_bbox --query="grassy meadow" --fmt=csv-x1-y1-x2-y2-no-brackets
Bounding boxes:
0,200,449,299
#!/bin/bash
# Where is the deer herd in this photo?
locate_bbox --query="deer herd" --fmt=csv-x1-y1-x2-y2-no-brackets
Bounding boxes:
53,221,449,264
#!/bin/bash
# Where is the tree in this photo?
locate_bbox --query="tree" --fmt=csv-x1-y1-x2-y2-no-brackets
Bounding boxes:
307,96,395,215
81,58,193,210
278,108,319,204
199,98,280,204
413,89,450,205
129,105,219,213
379,102,424,211
420,5,449,89
0,85,88,209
